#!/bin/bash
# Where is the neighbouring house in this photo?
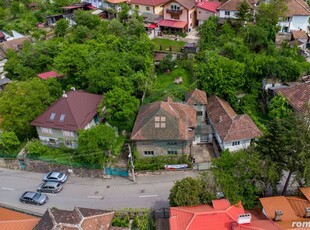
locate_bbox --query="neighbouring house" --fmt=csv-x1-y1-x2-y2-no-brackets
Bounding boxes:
259,187,310,229
0,207,40,230
217,0,252,19
0,36,32,60
128,0,168,15
196,0,221,26
291,30,308,47
36,207,114,230
46,14,64,27
131,89,212,158
207,95,261,152
158,0,197,33
273,82,310,113
83,0,103,8
31,90,103,148
182,42,199,53
170,199,281,230
37,70,62,80
278,0,310,33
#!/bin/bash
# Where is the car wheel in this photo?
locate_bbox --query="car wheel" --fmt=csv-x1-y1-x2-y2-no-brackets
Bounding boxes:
22,201,26,204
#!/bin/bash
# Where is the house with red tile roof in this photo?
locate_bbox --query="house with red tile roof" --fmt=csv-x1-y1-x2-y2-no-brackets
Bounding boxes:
217,0,252,19
158,0,197,33
170,199,280,230
31,89,102,148
278,0,310,33
128,0,169,15
37,70,62,80
0,207,39,230
207,95,261,152
36,207,114,230
196,1,222,26
259,187,310,230
274,82,310,114
131,89,212,157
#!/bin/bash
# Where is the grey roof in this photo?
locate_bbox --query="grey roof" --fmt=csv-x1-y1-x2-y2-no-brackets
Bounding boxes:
0,77,11,86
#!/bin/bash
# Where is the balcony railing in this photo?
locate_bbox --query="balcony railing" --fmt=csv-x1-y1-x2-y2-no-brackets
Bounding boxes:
166,9,183,15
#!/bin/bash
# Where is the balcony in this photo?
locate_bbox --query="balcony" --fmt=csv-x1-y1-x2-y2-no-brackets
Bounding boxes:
166,9,183,15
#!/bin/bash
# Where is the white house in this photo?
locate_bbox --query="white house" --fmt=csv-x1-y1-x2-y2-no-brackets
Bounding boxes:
207,95,261,152
278,0,310,33
217,0,252,19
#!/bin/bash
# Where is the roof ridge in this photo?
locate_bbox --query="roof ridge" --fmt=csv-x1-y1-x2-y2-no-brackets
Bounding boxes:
65,92,79,129
0,219,38,223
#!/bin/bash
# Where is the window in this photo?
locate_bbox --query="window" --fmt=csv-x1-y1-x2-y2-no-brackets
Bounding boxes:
146,6,150,11
41,127,53,134
171,14,180,20
232,141,240,146
49,113,56,120
62,130,75,137
135,5,139,8
225,11,230,16
170,3,180,10
190,13,192,18
49,139,56,144
167,141,177,145
65,140,73,147
144,151,154,156
282,27,288,32
285,17,291,22
168,151,177,154
155,116,166,128
60,114,65,122
197,111,203,116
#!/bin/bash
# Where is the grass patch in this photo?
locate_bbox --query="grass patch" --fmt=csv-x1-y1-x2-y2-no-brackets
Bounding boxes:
144,67,192,104
152,38,185,52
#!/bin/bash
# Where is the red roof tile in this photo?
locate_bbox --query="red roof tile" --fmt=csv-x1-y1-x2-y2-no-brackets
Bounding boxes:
37,70,61,80
31,90,102,132
196,1,222,12
128,0,169,6
291,30,308,40
207,95,261,142
286,196,310,217
185,89,208,105
274,83,310,113
300,187,310,201
170,200,276,230
217,0,252,11
158,19,187,28
285,0,310,17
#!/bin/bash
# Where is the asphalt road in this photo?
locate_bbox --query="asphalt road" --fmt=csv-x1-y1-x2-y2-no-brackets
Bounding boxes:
0,168,198,215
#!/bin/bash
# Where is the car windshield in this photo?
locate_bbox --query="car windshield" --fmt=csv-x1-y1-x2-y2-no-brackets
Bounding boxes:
57,173,63,178
33,193,40,200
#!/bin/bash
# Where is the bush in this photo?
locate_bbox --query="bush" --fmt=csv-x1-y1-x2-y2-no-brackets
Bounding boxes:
134,154,191,171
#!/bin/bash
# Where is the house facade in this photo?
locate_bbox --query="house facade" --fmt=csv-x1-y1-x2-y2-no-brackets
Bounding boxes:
278,0,310,33
31,90,102,149
131,89,212,158
217,0,251,19
128,0,168,15
196,1,221,26
158,0,196,32
207,95,261,152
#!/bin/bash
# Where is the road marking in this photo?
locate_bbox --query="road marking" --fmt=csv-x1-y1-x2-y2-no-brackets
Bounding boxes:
139,195,158,198
1,187,15,191
87,195,103,199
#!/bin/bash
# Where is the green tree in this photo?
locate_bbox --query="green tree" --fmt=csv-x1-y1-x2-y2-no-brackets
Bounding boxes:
169,177,215,206
236,0,251,22
100,87,140,131
74,10,101,30
0,131,20,154
256,115,308,195
268,95,293,119
0,78,56,140
77,124,120,165
211,150,263,209
55,18,69,37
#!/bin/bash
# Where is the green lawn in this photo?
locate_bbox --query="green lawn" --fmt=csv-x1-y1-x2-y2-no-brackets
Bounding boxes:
144,67,193,104
152,38,186,52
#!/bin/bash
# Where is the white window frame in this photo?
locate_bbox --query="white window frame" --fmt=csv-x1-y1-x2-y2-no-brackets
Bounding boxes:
232,141,240,146
62,130,75,137
41,127,53,134
225,11,230,16
144,151,154,156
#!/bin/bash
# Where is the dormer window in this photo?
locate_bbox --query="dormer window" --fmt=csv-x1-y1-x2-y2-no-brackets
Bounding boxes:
155,116,166,128
60,114,65,122
170,3,180,10
49,113,56,120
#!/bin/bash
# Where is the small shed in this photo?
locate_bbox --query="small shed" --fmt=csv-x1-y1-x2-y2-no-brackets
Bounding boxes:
182,43,199,53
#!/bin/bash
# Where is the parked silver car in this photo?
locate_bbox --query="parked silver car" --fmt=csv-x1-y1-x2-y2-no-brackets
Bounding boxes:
43,172,68,183
19,191,48,205
37,181,63,193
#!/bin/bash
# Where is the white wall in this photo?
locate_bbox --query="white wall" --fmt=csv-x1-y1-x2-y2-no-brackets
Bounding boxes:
278,15,310,32
131,4,155,14
223,139,251,152
219,10,238,19
83,0,103,8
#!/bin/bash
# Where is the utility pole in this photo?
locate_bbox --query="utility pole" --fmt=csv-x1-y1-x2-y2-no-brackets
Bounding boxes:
127,143,135,183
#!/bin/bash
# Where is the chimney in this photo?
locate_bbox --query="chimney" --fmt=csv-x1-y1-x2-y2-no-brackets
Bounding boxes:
305,207,310,218
71,87,76,91
274,210,283,221
219,116,222,123
237,213,251,224
166,97,173,103
62,90,67,98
